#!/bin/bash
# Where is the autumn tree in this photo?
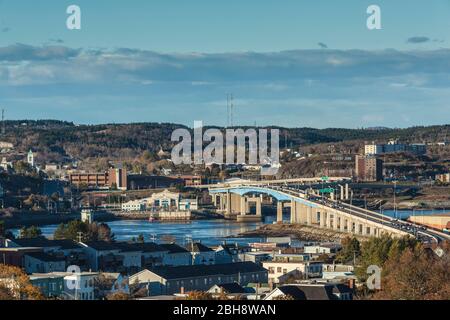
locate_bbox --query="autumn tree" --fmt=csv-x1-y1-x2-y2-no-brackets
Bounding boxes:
184,291,214,300
0,265,44,300
372,243,450,300
106,292,131,300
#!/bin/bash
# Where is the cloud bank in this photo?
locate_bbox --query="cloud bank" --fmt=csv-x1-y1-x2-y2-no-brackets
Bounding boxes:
1,44,450,127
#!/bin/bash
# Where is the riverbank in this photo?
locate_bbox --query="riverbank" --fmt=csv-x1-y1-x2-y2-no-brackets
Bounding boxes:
235,223,369,242
1,209,223,229
1,211,120,229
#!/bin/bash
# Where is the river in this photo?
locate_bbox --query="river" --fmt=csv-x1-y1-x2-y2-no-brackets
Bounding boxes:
12,209,445,246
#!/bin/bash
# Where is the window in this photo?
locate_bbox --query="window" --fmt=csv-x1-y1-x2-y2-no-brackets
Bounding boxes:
277,267,282,273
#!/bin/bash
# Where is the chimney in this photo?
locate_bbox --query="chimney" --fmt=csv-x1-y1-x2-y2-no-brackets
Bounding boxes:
180,287,185,295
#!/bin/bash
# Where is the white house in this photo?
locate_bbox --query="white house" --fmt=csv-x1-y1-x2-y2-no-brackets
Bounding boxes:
63,272,99,300
263,261,323,284
303,243,342,255
121,199,147,212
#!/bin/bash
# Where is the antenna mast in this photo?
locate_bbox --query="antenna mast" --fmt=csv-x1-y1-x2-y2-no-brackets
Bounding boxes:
1,109,4,135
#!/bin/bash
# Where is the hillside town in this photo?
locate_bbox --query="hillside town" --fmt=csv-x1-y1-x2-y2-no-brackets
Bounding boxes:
0,125,449,300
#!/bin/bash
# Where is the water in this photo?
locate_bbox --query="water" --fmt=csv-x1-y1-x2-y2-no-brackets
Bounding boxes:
15,216,278,246
13,209,446,246
381,209,447,220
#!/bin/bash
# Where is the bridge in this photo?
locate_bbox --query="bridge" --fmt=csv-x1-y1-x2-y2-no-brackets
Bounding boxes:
203,181,449,243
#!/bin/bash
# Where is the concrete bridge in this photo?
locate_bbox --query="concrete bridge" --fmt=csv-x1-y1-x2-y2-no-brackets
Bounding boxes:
208,184,450,243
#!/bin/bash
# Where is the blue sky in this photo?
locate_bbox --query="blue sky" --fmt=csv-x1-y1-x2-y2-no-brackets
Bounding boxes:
1,0,450,127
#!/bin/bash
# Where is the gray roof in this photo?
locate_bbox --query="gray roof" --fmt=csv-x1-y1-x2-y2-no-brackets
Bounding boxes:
188,242,213,253
149,262,266,280
276,284,352,300
25,252,65,263
213,282,246,294
11,238,82,250
159,243,189,254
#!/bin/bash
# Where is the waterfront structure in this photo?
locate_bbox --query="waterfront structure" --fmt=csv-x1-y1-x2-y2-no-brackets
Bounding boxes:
355,155,383,182
121,189,198,214
81,208,94,224
129,262,268,296
264,283,353,300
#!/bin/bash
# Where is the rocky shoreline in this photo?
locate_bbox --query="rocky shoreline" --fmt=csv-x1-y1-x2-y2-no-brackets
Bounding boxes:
235,223,369,242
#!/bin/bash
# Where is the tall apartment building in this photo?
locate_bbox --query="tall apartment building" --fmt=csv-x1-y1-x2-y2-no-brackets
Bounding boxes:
108,167,128,190
355,155,383,182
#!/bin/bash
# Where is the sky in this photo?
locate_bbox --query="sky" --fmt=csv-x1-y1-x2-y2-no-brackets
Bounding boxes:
1,0,450,128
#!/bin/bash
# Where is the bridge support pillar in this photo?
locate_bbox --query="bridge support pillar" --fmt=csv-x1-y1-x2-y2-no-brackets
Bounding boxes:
225,192,231,217
277,201,283,223
306,206,312,225
326,211,331,228
340,217,346,232
347,219,353,233
332,213,339,230
240,196,247,216
319,211,326,228
290,201,298,224
372,227,378,237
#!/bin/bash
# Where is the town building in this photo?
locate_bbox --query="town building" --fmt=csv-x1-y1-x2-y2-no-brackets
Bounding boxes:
24,252,66,274
303,243,342,255
129,262,268,296
121,189,198,213
29,273,65,298
355,155,383,182
187,242,216,265
160,243,192,266
264,282,353,300
263,261,323,284
207,282,247,299
436,173,450,183
364,140,427,156
69,166,127,190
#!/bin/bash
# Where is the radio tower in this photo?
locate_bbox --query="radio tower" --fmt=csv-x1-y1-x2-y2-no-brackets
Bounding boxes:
230,94,234,127
226,94,230,128
1,109,5,135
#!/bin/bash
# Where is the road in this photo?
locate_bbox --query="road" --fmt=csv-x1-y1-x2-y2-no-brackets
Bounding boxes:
269,185,449,244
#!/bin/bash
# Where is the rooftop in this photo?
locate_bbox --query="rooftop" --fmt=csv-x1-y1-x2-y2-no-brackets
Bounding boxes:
159,243,189,254
25,252,65,262
149,262,266,280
